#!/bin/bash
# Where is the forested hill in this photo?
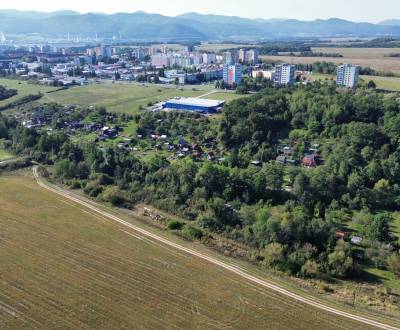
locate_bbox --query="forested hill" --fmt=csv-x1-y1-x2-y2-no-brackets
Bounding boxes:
1,10,400,40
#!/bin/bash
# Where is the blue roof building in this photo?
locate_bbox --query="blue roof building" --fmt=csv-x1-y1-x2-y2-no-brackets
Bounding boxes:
162,97,225,114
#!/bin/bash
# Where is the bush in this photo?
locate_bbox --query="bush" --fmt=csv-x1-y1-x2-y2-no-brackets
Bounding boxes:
101,186,126,206
386,253,400,275
83,181,104,197
182,226,203,240
167,220,184,230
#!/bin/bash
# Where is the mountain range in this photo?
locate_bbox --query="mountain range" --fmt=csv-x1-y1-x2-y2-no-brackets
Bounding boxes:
1,10,400,41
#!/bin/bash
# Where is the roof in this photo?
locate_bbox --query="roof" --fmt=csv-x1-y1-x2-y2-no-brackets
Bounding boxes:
164,97,225,108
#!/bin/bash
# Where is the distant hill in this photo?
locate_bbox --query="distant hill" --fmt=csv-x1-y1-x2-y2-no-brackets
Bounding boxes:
380,19,400,26
0,10,400,41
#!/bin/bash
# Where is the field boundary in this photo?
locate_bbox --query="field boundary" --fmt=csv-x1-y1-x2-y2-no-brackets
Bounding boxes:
32,166,399,330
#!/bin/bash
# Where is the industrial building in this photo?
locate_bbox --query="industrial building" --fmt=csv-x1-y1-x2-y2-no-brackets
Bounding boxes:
162,97,225,113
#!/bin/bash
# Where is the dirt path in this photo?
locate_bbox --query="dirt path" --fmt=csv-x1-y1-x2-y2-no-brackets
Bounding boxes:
32,167,399,330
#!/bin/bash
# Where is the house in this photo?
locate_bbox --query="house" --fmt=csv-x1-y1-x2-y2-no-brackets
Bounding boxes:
302,153,324,168
276,155,287,165
336,231,346,239
282,146,294,156
251,160,262,166
207,152,215,161
351,236,363,245
302,154,317,167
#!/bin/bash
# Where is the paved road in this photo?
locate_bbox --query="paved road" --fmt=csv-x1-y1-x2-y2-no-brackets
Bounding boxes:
32,166,399,330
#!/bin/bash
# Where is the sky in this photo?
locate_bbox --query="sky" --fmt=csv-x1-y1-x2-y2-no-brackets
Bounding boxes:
0,0,398,23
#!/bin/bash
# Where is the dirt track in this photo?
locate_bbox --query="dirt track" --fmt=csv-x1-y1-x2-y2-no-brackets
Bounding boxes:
32,166,399,330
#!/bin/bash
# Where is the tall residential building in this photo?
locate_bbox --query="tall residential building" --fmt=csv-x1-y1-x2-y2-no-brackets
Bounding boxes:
223,64,242,86
132,47,146,61
223,51,233,65
151,54,171,67
95,46,112,58
202,53,216,64
238,49,258,64
336,64,360,88
238,49,246,63
245,49,258,65
273,63,296,86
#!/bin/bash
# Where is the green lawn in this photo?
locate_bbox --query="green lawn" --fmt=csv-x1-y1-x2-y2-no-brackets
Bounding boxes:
202,91,251,103
0,149,14,161
363,267,400,292
0,78,58,108
42,84,207,114
361,75,400,92
391,212,400,243
307,73,400,91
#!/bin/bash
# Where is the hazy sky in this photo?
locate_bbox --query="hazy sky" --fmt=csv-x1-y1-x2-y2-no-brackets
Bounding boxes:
0,0,398,22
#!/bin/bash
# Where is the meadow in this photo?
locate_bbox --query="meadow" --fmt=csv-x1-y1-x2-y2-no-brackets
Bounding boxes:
0,78,58,108
261,47,400,74
308,73,400,91
0,173,380,329
0,149,14,161
42,83,206,113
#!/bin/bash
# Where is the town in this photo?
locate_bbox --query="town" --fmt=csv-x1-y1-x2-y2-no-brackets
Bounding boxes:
0,4,399,330
0,38,360,93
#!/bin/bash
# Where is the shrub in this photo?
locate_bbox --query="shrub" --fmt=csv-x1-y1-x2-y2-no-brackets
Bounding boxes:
167,220,184,230
182,226,203,240
101,186,126,206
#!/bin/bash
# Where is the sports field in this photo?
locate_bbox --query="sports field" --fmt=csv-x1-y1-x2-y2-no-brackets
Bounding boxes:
261,47,400,74
0,174,382,329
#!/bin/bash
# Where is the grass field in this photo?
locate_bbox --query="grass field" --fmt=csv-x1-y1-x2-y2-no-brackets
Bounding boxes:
0,78,58,108
308,73,400,91
202,91,250,102
42,84,208,113
0,173,380,329
0,149,14,161
261,47,400,74
40,83,246,113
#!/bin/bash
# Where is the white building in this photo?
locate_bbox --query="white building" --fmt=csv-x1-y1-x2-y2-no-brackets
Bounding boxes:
273,64,296,85
336,64,360,88
202,53,216,64
252,70,274,80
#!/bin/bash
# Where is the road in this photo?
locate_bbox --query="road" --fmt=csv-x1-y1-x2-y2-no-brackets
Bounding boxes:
32,166,399,330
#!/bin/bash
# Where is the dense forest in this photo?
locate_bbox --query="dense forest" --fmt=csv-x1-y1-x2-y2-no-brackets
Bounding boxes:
1,82,400,280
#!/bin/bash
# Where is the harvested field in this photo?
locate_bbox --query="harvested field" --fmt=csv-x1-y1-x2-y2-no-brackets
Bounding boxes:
261,47,400,74
0,174,385,329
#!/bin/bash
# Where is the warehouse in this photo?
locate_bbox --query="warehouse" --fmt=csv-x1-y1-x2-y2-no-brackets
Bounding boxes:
162,97,225,114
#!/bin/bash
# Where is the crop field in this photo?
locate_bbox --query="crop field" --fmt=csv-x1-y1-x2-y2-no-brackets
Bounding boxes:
0,174,380,329
0,78,58,108
197,43,257,52
261,47,400,74
42,83,211,113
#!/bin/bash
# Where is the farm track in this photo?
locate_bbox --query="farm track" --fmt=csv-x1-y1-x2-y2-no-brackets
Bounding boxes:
32,167,400,330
